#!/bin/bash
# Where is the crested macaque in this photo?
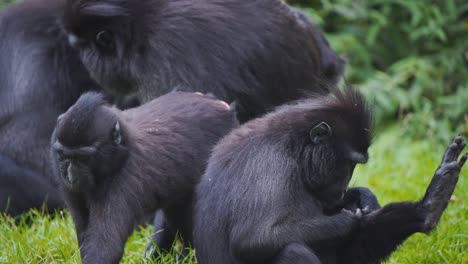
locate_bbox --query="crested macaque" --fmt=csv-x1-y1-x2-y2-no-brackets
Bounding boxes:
0,0,142,216
50,91,238,263
63,0,345,122
0,0,102,216
193,89,467,264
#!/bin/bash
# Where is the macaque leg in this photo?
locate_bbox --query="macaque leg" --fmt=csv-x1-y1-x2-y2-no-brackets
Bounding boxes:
79,196,141,264
339,136,467,264
272,243,321,264
232,210,359,263
64,192,89,246
147,210,177,255
420,136,467,230
342,187,381,214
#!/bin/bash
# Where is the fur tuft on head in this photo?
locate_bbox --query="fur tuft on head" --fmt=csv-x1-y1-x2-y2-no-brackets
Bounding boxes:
304,87,373,152
296,87,371,128
322,88,372,131
273,87,373,154
56,92,109,147
70,91,108,119
66,0,131,19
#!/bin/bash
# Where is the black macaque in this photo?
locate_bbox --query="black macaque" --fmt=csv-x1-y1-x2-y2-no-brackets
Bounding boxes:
0,0,102,216
193,89,467,264
63,0,345,122
50,91,238,263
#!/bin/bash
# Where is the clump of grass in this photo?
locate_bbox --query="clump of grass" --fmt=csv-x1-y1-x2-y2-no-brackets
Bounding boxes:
0,209,80,263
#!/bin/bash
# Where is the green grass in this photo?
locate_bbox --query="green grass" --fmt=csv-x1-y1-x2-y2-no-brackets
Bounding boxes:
352,126,468,264
1,125,466,263
0,210,196,264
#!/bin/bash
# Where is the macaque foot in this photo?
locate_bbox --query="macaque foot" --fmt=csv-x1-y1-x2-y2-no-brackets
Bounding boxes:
420,136,467,232
342,187,381,215
341,208,363,219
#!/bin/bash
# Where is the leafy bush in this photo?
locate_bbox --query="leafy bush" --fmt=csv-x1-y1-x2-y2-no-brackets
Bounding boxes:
0,0,15,9
290,0,468,143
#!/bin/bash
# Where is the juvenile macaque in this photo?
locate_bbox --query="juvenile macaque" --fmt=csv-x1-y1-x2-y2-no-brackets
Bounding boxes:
51,91,238,263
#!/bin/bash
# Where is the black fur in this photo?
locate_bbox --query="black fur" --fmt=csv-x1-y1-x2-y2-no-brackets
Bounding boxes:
0,0,101,216
194,88,372,264
63,0,345,122
51,91,238,263
193,89,467,264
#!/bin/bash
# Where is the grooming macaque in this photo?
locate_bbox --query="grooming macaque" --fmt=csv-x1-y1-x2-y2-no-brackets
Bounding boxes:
63,0,345,122
194,89,467,264
51,91,238,263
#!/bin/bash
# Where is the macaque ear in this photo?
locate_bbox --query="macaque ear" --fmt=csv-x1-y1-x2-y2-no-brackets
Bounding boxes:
112,121,122,145
310,122,332,145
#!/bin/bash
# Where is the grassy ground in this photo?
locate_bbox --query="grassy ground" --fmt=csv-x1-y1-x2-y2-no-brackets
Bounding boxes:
353,126,468,264
0,125,466,264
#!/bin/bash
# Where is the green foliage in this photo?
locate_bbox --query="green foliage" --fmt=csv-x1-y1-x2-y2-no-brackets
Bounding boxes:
0,0,15,9
292,0,468,142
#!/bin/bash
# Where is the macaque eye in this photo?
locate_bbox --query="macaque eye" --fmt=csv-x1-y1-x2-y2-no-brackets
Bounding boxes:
95,30,114,50
310,122,332,144
112,121,122,145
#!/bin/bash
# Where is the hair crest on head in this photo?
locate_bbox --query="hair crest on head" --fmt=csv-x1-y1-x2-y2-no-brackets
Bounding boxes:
56,92,109,144
66,0,131,18
281,87,372,129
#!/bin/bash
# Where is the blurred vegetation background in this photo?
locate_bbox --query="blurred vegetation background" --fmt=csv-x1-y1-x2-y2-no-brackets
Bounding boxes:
290,0,468,143
0,0,13,9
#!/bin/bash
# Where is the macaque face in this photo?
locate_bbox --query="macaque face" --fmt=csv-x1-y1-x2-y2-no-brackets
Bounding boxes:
64,0,142,95
52,94,129,192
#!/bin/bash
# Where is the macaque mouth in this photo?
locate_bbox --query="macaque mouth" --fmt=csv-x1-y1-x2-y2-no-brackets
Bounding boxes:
53,141,96,186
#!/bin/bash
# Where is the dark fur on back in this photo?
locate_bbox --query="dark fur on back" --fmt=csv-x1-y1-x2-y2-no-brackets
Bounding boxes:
0,0,101,215
63,0,344,122
194,88,372,264
51,91,238,263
